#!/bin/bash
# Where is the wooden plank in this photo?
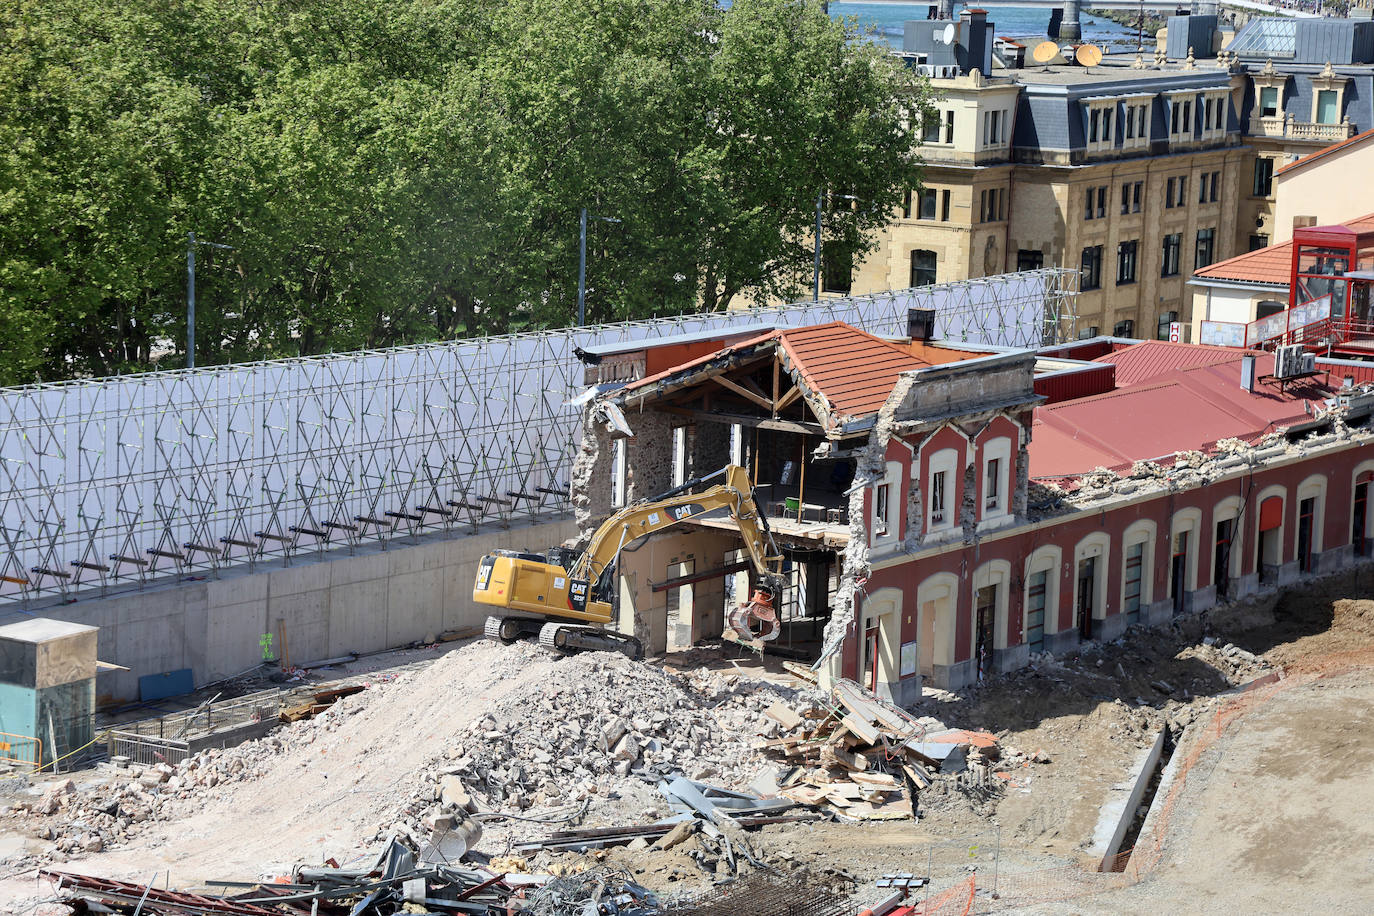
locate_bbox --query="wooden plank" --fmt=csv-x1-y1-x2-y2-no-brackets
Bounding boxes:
827,745,868,772
901,763,933,789
775,385,804,412
842,714,882,746
851,771,900,788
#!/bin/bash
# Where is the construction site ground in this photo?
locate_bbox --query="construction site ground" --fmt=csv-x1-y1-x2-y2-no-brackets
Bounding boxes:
4,565,1374,913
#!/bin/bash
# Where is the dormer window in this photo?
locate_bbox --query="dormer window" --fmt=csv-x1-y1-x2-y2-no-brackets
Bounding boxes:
1200,90,1229,139
1259,86,1279,117
1083,98,1119,153
1310,62,1349,127
1168,93,1195,141
1121,97,1151,150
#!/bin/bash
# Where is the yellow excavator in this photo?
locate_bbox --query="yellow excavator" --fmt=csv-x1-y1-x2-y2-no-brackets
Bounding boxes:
473,464,785,659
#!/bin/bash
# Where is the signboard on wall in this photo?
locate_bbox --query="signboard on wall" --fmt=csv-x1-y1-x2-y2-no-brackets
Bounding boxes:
900,641,919,677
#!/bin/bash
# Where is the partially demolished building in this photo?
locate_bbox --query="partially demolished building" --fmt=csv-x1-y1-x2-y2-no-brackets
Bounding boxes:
573,320,1374,698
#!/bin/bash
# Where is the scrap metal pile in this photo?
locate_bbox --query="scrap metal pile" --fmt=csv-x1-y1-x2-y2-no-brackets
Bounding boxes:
39,838,660,916
38,844,850,916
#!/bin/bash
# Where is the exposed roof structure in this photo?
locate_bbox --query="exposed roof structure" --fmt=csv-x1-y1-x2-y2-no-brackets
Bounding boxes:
1275,127,1374,177
1028,351,1331,479
617,322,939,428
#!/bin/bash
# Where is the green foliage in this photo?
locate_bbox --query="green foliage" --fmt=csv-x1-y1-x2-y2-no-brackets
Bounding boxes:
0,0,925,382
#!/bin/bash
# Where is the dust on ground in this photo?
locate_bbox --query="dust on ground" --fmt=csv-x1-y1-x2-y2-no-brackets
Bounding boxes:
4,565,1374,913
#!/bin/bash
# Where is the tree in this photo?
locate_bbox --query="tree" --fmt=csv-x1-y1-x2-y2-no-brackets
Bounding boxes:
0,0,927,382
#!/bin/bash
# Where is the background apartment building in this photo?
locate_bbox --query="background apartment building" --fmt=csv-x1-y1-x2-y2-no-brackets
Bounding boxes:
1229,16,1374,250
845,11,1245,342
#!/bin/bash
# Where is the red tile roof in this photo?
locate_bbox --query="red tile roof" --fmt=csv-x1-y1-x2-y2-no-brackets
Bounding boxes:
1028,350,1331,480
1274,127,1374,177
1192,241,1295,286
779,323,932,418
619,322,937,421
1193,212,1374,286
1090,340,1257,386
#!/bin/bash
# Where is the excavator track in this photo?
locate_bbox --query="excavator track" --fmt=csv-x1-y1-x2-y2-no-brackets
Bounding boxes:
539,622,643,660
484,615,543,643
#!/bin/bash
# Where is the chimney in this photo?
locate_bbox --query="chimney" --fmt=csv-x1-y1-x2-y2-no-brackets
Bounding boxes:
1240,354,1257,393
959,8,993,76
909,308,937,341
1059,0,1082,41
936,0,954,20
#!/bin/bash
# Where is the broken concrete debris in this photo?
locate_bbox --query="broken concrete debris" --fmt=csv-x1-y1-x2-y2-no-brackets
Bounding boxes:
751,677,1007,819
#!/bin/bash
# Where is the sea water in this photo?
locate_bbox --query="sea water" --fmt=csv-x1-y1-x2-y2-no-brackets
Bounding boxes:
831,2,1146,52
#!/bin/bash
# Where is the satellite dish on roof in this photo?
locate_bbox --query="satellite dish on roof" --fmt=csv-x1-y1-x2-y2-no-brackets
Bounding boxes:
940,22,956,45
1032,40,1059,65
1076,43,1103,68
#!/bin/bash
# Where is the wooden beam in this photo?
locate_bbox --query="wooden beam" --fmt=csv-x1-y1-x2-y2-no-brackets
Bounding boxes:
775,385,805,412
712,375,772,410
681,408,826,436
772,359,780,416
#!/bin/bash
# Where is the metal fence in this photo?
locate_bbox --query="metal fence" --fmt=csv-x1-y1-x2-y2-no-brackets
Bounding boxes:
106,690,281,766
0,271,1077,605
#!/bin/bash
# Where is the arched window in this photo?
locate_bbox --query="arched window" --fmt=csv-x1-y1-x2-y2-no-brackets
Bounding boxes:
910,250,937,288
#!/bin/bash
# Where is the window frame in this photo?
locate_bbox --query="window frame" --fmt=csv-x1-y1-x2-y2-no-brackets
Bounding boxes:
1081,244,1104,290
910,249,937,288
1117,239,1138,285
1195,227,1216,270
1162,233,1182,277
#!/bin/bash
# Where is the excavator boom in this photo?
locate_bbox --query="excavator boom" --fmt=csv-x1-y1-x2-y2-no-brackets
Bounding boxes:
473,465,785,657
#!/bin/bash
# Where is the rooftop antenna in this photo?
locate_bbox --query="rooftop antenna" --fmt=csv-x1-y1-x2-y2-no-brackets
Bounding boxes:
1076,43,1103,69
1032,40,1060,68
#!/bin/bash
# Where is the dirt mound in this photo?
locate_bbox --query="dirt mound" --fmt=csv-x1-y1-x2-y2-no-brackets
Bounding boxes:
1332,598,1374,636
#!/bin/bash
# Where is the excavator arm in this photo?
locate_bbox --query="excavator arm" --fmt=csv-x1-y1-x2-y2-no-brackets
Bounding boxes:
570,464,783,604
473,465,786,654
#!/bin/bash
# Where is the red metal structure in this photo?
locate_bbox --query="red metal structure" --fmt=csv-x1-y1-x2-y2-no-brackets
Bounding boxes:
1282,223,1374,355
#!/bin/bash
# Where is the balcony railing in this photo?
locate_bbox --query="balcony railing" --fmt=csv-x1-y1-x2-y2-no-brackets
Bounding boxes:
1248,115,1356,142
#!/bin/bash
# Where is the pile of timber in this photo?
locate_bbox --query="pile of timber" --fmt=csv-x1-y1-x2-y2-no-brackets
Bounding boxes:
752,677,998,820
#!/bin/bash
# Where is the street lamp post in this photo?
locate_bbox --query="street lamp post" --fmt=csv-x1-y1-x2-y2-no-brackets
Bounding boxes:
814,192,859,301
186,232,235,369
578,208,621,326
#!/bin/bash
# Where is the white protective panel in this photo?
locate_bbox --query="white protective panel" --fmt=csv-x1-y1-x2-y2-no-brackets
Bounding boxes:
0,270,1074,601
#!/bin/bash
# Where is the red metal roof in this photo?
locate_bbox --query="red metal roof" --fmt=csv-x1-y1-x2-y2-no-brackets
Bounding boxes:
1029,350,1332,480
1090,340,1256,387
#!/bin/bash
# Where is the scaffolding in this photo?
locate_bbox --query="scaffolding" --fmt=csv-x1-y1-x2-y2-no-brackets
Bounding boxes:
0,270,1078,605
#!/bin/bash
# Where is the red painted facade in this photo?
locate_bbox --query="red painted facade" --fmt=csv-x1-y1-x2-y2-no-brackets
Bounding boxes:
850,436,1374,689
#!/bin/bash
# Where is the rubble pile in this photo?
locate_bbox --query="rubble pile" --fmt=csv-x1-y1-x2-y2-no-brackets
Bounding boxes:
397,651,812,819
6,697,366,863
753,678,1008,820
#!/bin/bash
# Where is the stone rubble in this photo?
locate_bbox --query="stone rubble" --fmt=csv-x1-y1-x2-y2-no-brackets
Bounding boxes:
377,651,814,842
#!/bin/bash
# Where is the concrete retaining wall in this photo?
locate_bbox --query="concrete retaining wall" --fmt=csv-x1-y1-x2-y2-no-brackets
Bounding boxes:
1089,725,1168,870
3,516,576,700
